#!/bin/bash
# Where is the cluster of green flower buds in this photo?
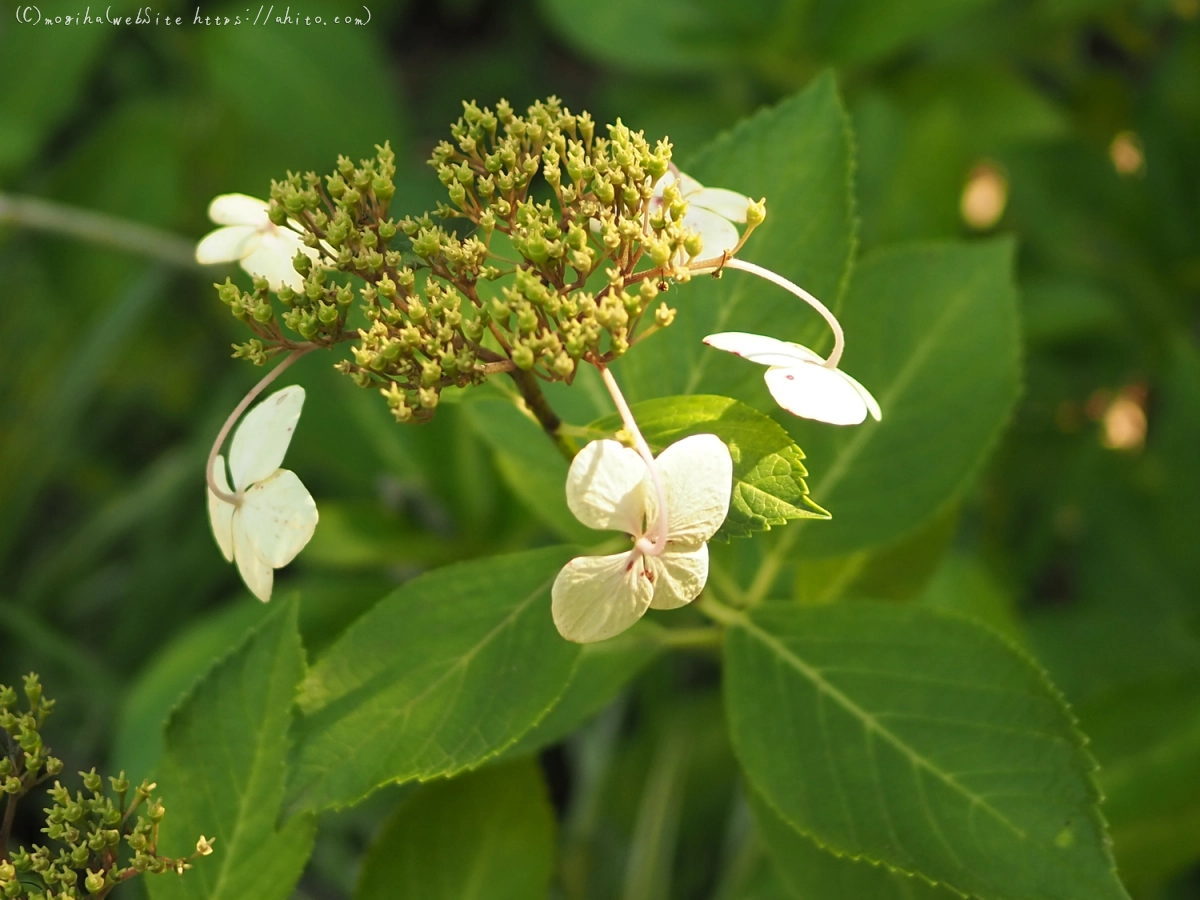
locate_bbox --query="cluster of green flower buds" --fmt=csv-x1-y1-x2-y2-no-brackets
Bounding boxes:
0,676,209,900
212,97,742,425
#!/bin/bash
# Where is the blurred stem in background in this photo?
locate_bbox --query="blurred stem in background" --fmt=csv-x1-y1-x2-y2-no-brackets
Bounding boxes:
0,193,199,270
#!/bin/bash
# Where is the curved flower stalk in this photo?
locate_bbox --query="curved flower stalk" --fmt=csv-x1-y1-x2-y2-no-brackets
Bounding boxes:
207,383,318,602
195,193,320,291
700,259,881,426
649,165,753,264
552,433,733,643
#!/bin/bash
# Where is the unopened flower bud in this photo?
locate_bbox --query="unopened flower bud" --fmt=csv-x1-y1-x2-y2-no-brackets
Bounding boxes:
512,345,535,370
417,387,439,410
746,198,767,226
655,303,676,328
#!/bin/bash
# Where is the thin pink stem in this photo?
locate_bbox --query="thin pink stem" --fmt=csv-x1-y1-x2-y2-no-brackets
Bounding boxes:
719,258,846,369
596,364,668,556
205,348,314,504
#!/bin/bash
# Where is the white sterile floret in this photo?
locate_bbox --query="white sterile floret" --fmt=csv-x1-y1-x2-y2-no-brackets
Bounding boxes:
552,434,733,643
195,194,319,292
650,165,751,263
207,385,318,602
704,331,881,426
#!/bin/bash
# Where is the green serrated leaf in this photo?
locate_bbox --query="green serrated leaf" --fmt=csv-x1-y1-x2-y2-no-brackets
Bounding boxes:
723,600,1130,900
354,759,556,900
501,621,664,759
589,394,829,539
782,238,1021,558
749,788,957,900
463,397,593,543
149,600,315,900
617,72,856,406
284,547,580,816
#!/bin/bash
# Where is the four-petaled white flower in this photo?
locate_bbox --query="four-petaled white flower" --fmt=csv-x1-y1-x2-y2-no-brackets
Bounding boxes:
552,434,733,643
650,165,751,263
207,385,319,602
704,331,881,426
195,194,319,292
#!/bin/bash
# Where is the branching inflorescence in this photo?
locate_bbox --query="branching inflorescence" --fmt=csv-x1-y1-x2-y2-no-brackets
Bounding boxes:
0,676,210,900
209,97,763,439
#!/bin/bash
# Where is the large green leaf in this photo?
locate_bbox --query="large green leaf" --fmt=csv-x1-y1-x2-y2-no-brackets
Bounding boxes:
589,395,829,539
114,601,269,786
749,790,957,900
149,601,315,900
617,72,856,405
724,601,1129,900
537,0,772,74
463,397,593,542
783,239,1020,558
285,547,580,815
354,759,556,900
502,622,664,758
1027,469,1200,892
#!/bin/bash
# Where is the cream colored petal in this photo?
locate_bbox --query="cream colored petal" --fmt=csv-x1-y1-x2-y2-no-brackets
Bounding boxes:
229,385,306,491
240,228,314,292
843,369,883,421
239,468,319,568
566,439,648,535
654,434,732,544
676,170,703,196
765,363,871,426
690,187,751,223
195,225,261,265
232,514,274,602
648,543,709,610
208,193,270,227
703,331,824,368
206,454,235,562
682,207,739,259
552,552,655,643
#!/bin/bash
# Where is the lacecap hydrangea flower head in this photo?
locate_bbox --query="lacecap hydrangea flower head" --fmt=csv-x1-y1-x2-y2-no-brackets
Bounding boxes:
192,97,881,641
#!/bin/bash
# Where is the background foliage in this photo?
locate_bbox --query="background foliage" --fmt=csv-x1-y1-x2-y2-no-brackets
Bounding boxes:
0,0,1197,897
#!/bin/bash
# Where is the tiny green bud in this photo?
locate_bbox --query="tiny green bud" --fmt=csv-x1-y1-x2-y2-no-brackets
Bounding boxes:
417,387,439,410
421,360,443,386
655,303,677,327
746,197,766,226
373,175,395,202
512,345,535,370
23,674,41,705
85,869,106,894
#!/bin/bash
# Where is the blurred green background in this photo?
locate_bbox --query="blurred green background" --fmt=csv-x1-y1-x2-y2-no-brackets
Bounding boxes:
0,0,1198,897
